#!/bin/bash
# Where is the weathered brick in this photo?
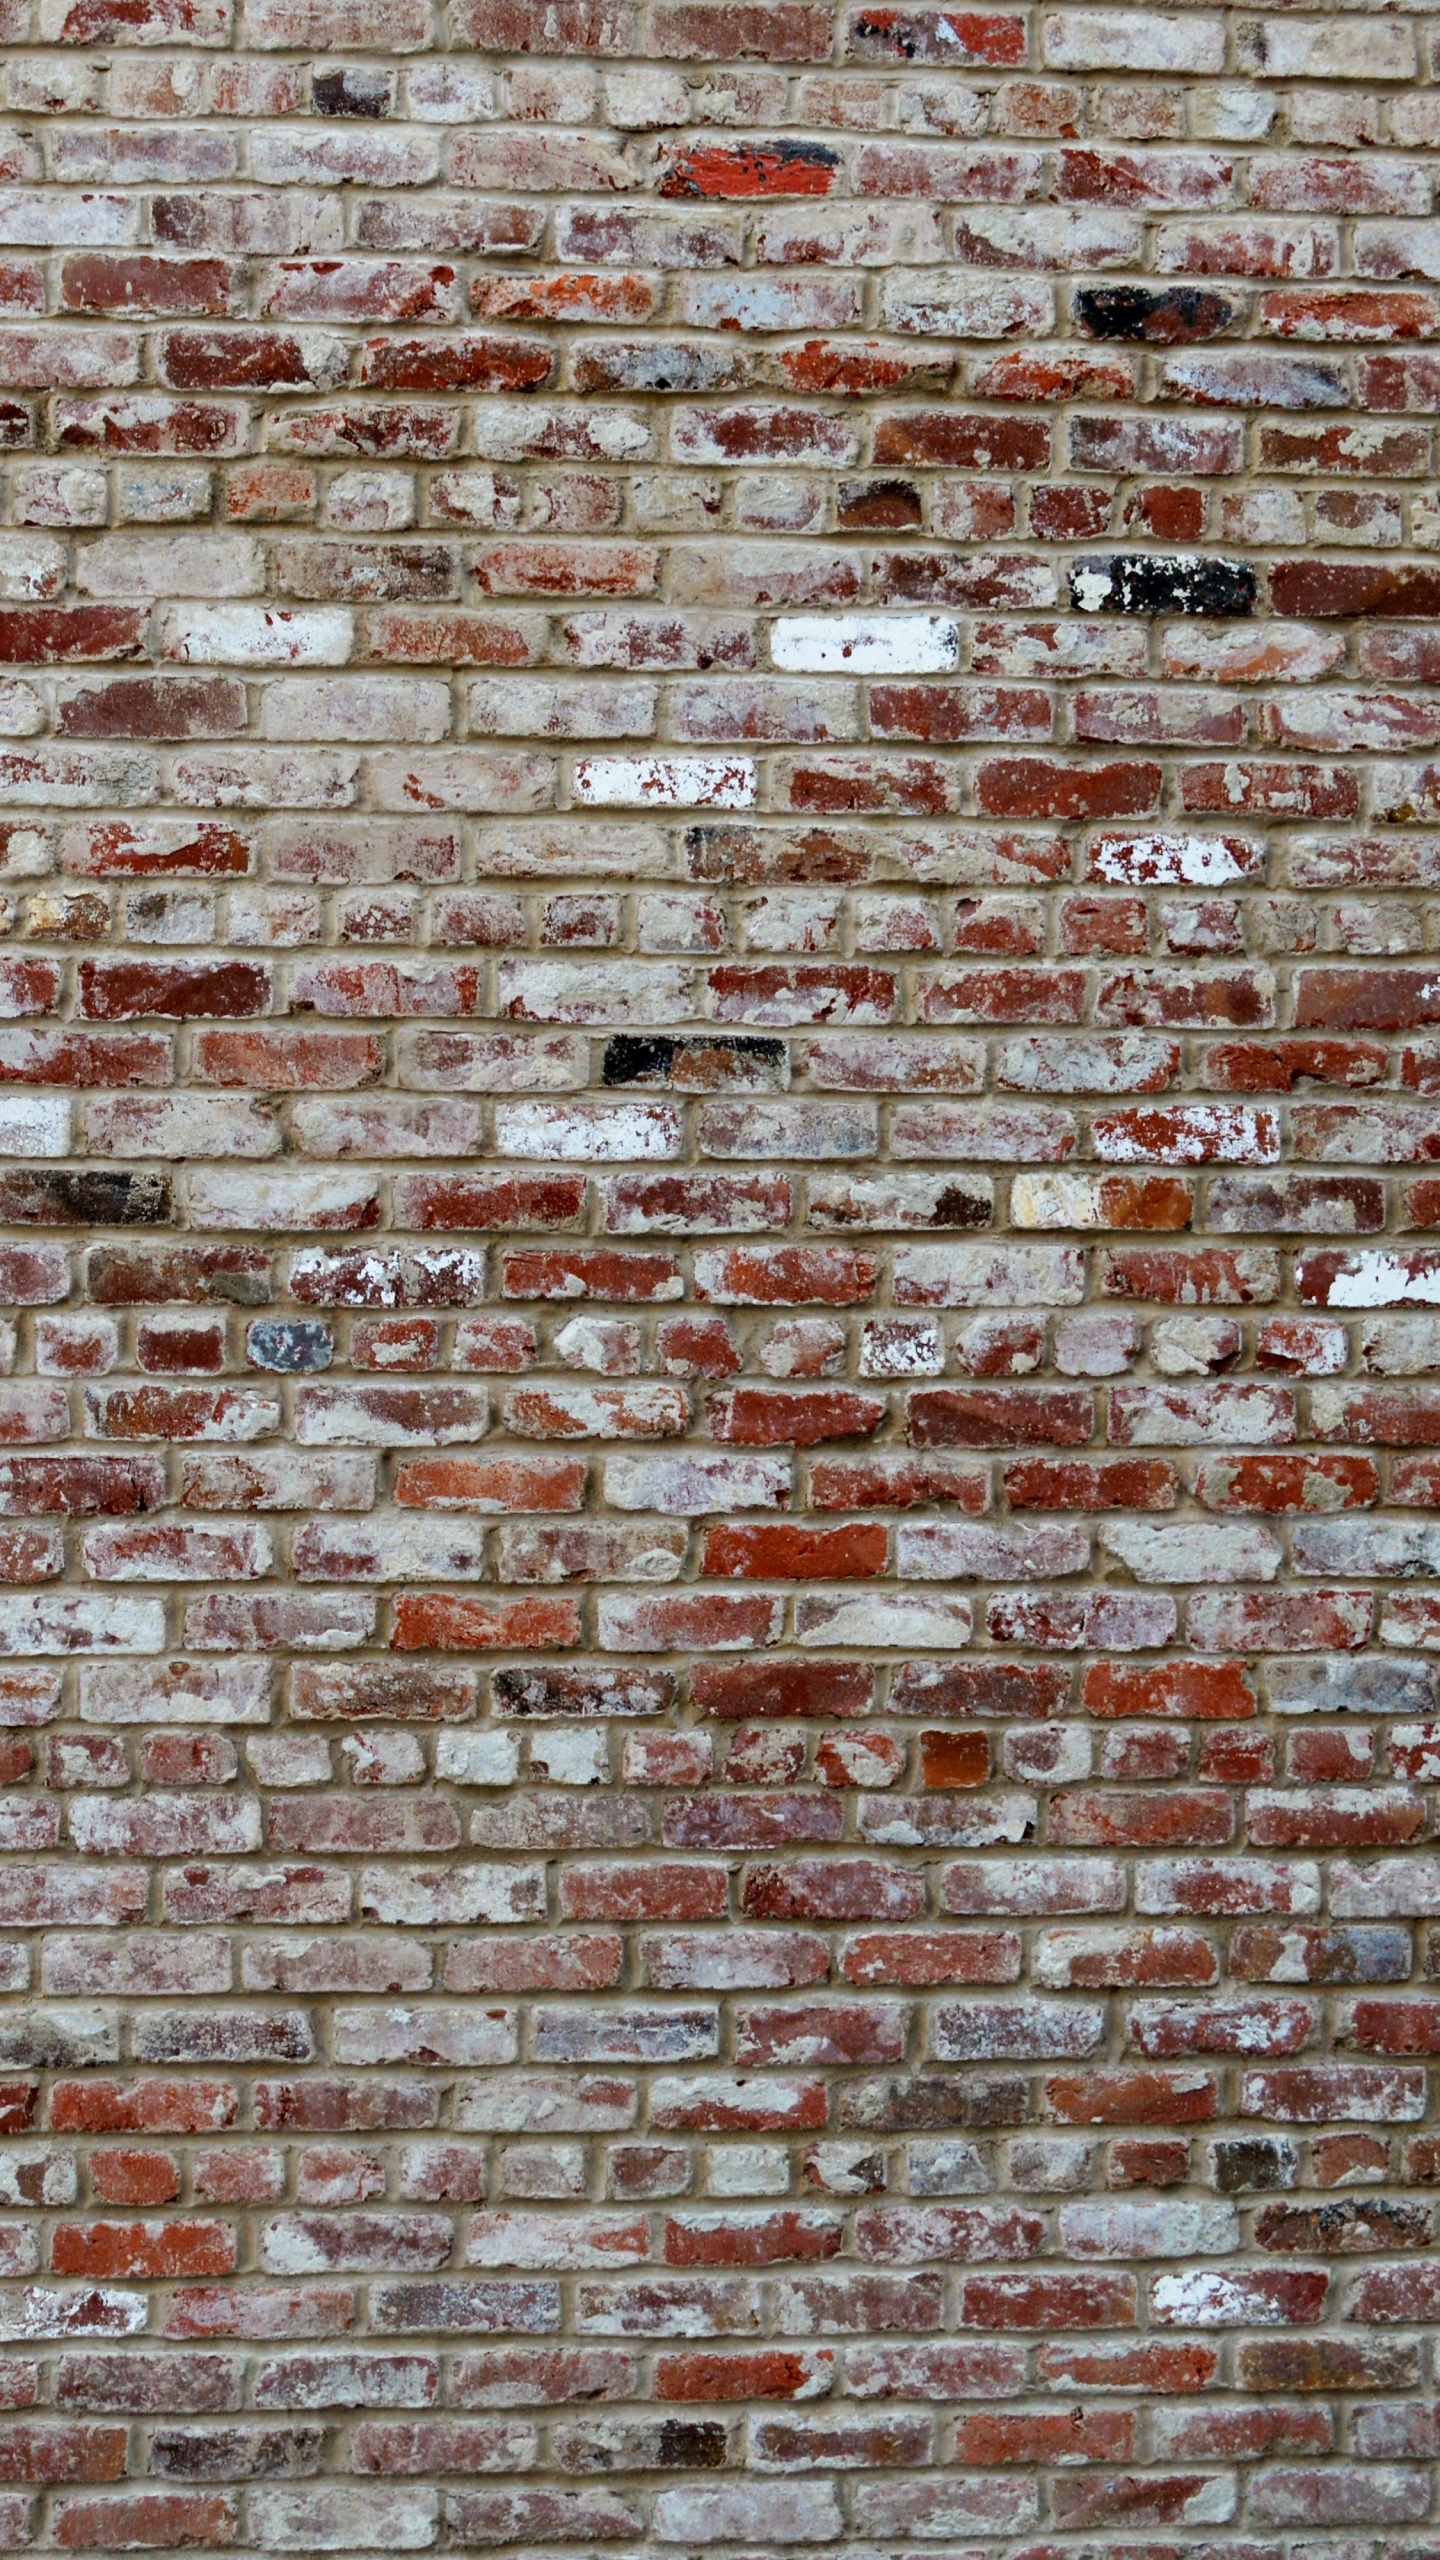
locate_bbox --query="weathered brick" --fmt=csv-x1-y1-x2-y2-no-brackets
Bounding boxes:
2,3,1437,2534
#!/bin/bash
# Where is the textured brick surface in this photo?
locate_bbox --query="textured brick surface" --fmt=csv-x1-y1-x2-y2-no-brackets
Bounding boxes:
5,0,1440,2547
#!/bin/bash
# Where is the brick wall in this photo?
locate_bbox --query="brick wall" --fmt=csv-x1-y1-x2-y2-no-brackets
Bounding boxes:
5,0,1440,2546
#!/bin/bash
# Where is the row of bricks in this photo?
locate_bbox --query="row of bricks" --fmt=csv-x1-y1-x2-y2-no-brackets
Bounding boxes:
0,2129,1432,2203
12,906,1440,957
17,35,1440,121
19,701,1440,757
3,1026,1440,1085
29,1877,1440,1962
12,126,1440,210
16,896,1424,947
19,1233,1440,1300
13,900,1440,967
20,69,1385,139
24,542,1440,614
11,2189,1440,2276
20,1582,1440,1653
15,330,1440,406
6,1088,1440,1153
9,349,1440,426
16,1507,1440,1580
13,748,1440,814
24,1309,1440,1380
11,2058,1440,2133
0,2321,1433,2394
0,2401,1422,2476
0,2341,1437,2431
16,262,1440,337
29,950,1440,1019
20,682,1440,759
4,2002,1440,2081
9,1847,1440,1919
8,394,1440,466
6,1161,1440,1235
3,2128,1421,2197
28,684,1440,757
0,1645,1417,1712
21,1310,1440,1382
20,1580,1440,1654
20,0,1440,70
15,5,1440,79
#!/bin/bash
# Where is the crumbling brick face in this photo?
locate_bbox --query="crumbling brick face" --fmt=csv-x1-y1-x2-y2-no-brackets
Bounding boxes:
3,0,1440,2545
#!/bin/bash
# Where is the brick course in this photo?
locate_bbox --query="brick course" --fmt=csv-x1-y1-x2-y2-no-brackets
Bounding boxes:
3,0,1440,2547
